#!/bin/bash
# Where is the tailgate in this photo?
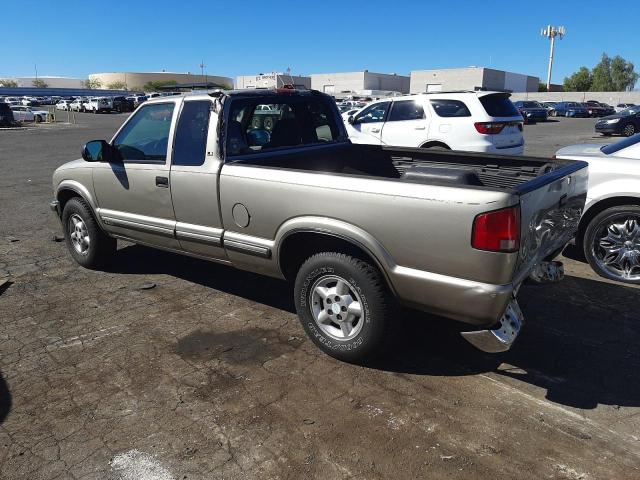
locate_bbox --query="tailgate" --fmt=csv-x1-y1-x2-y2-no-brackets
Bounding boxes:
514,161,588,284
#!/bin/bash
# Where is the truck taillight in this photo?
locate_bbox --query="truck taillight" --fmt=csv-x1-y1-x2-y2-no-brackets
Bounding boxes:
474,122,506,134
472,206,520,253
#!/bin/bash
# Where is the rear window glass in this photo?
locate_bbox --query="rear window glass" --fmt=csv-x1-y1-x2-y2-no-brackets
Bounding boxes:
479,94,519,117
226,98,341,156
430,99,471,117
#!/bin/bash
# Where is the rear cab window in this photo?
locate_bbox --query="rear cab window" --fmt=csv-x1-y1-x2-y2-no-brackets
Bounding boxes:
226,96,342,157
479,94,519,117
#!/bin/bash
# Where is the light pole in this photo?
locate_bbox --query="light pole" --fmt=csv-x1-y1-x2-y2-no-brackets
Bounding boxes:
540,25,566,91
199,61,207,89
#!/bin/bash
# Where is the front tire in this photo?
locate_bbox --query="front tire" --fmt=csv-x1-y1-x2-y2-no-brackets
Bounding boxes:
294,252,393,363
62,197,116,269
583,205,640,284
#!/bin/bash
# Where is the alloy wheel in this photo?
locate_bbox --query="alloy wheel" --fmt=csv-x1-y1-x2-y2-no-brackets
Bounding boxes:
68,213,91,255
309,275,364,341
593,217,640,281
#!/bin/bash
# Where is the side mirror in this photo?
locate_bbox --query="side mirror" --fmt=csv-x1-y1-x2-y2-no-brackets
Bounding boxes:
81,140,113,162
347,115,355,124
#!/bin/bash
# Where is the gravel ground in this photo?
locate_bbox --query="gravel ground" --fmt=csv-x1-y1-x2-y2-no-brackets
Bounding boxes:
0,113,639,480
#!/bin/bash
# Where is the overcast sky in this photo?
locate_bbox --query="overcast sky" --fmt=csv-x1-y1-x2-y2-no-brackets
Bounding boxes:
3,0,638,87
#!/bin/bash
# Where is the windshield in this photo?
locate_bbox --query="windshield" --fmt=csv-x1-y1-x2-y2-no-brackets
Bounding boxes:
601,135,640,155
619,106,640,116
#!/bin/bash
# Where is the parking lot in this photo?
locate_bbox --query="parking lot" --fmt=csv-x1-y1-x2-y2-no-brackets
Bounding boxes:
1,112,639,479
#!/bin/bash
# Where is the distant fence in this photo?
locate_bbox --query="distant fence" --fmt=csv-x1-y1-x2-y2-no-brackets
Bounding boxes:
511,91,640,105
0,87,143,97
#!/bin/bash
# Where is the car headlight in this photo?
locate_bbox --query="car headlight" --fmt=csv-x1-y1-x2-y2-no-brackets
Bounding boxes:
605,118,620,124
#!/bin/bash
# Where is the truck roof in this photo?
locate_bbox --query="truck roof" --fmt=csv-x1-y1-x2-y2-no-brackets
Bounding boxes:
143,88,328,105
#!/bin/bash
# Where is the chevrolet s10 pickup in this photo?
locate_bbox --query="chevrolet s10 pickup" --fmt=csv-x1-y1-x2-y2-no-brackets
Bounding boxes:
50,88,588,362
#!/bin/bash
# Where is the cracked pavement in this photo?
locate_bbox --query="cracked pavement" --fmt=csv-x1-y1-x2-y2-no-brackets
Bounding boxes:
0,114,639,479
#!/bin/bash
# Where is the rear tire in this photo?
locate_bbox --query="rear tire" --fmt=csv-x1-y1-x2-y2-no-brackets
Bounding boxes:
61,197,116,269
583,205,640,284
623,124,636,137
294,252,394,363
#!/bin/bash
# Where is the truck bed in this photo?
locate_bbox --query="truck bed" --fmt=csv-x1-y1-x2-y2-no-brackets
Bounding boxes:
231,143,573,191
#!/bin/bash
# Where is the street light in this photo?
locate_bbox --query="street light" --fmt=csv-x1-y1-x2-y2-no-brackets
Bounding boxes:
540,25,566,91
199,61,207,89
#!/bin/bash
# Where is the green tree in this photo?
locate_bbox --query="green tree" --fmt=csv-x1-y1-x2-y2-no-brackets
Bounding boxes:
538,83,548,92
82,78,102,89
142,80,178,92
0,79,18,87
563,67,592,92
106,80,127,90
32,78,49,88
610,55,639,91
590,53,614,91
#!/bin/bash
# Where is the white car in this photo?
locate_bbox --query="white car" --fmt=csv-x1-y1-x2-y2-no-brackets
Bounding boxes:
344,91,524,155
20,97,35,106
614,103,636,113
69,98,85,111
83,97,113,113
126,95,147,107
56,100,72,111
555,134,640,284
10,106,49,122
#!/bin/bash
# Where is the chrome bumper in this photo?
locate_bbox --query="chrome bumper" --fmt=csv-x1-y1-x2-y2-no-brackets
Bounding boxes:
460,298,524,353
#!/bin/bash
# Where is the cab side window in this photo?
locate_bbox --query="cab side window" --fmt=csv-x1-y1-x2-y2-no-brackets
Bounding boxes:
354,102,390,124
112,103,175,163
172,101,211,167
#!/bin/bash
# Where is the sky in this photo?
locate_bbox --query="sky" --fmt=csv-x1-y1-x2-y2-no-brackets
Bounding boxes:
2,0,638,87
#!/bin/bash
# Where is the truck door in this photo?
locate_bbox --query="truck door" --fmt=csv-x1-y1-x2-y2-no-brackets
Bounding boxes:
380,99,428,147
345,101,390,145
169,99,227,260
93,100,180,249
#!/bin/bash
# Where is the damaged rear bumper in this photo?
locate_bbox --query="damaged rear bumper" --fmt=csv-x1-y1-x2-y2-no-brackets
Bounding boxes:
460,298,524,353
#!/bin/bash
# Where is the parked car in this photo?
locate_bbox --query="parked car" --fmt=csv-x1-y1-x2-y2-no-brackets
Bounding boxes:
615,103,636,113
594,104,640,137
541,101,557,116
20,97,35,106
553,102,590,118
513,101,548,123
111,96,134,113
10,105,48,122
83,97,113,113
591,101,615,116
555,134,640,284
56,100,72,111
0,102,14,126
69,98,85,112
50,89,587,361
126,95,147,107
344,91,525,154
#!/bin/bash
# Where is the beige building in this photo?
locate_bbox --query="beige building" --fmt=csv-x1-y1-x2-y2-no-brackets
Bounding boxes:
89,71,233,91
311,71,410,97
236,73,311,90
410,67,539,93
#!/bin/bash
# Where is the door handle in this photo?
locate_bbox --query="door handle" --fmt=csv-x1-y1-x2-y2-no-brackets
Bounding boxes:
371,128,380,133
414,126,426,130
155,176,169,188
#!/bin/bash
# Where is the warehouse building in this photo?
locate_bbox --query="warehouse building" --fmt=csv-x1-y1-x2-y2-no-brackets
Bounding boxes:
410,67,539,93
89,71,233,91
0,76,84,88
235,73,311,90
311,71,410,98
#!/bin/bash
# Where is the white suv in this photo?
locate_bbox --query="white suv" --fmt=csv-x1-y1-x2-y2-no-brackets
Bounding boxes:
344,91,524,155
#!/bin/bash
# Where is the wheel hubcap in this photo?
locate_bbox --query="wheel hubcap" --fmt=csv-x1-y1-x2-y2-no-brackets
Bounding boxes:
624,125,635,136
309,275,364,341
594,217,640,280
68,214,90,255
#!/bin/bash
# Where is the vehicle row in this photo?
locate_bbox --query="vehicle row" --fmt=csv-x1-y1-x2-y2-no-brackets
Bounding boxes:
55,96,135,113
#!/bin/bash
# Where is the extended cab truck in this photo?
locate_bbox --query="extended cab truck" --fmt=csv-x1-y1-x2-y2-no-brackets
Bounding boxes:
50,89,588,362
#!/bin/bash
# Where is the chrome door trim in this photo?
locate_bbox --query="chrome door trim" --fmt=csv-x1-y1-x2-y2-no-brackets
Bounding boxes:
175,222,223,246
223,232,273,259
98,208,175,237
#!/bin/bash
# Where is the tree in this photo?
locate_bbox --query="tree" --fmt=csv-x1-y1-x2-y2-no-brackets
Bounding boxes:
563,67,592,92
590,53,614,91
106,80,127,90
82,78,102,89
610,55,639,91
0,79,18,87
32,78,49,88
142,80,178,92
538,83,548,92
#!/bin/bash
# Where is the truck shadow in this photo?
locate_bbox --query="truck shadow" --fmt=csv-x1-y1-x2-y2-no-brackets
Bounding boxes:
0,373,11,425
378,275,640,410
108,245,639,410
